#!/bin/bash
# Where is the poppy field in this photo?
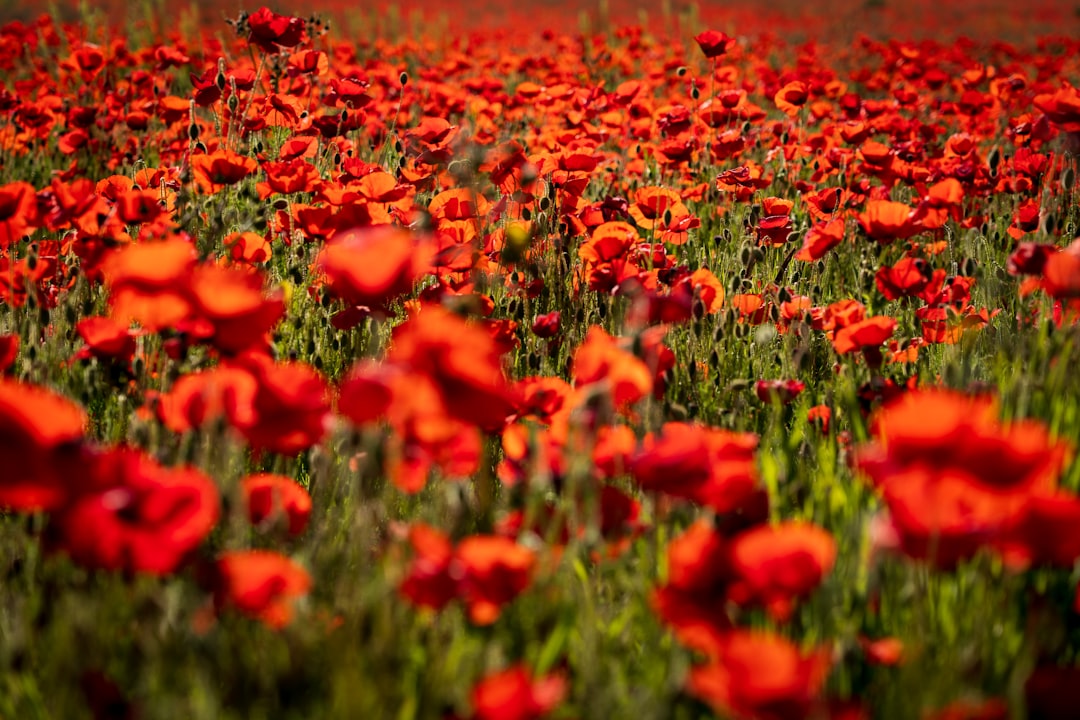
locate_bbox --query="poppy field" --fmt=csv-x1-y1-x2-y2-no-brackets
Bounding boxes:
2,0,1080,717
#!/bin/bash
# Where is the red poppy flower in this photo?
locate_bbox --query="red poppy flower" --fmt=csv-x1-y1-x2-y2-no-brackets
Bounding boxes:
727,522,837,620
224,232,272,264
694,30,735,59
190,149,258,195
1042,241,1080,299
213,550,311,629
774,81,810,117
0,334,18,373
155,365,253,434
1033,85,1080,133
796,218,846,262
832,316,897,355
336,360,398,427
807,405,832,433
75,317,137,363
687,630,831,720
104,238,197,331
632,422,760,514
857,200,920,243
224,354,331,455
316,226,433,317
241,473,312,536
0,181,40,247
852,389,1071,567
53,448,219,575
652,520,737,651
859,637,905,667
1008,199,1042,240
258,158,318,198
755,379,806,405
875,258,935,300
1008,242,1055,276
996,492,1080,570
246,7,306,53
186,265,285,355
388,307,516,432
629,187,687,230
470,665,566,720
115,189,164,225
399,527,535,624
531,311,561,339
0,379,87,511
571,326,652,408
453,535,536,625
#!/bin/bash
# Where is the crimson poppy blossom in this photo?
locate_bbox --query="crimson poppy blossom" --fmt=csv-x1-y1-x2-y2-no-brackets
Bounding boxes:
190,150,258,195
75,317,137,363
852,389,1071,567
470,665,566,720
52,448,219,575
316,226,433,317
632,422,761,514
453,535,536,625
694,30,735,59
727,522,837,620
223,354,332,455
212,550,311,629
246,7,306,53
0,379,87,511
0,334,18,373
571,326,652,408
241,474,312,536
687,630,832,720
387,307,516,432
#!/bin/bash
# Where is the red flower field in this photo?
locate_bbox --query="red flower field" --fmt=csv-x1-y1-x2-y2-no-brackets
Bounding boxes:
1,0,1080,717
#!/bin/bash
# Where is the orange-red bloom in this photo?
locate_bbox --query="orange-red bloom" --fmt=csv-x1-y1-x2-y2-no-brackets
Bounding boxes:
246,7,306,53
0,379,87,511
857,200,919,243
687,630,832,720
470,665,566,720
191,150,258,195
315,226,432,316
241,473,312,536
53,448,219,575
632,422,761,514
694,30,735,59
213,550,311,629
571,326,652,408
727,522,836,620
399,525,536,625
852,389,1072,567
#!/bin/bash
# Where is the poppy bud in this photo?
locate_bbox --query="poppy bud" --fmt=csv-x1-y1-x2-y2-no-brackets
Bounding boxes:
399,71,409,86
